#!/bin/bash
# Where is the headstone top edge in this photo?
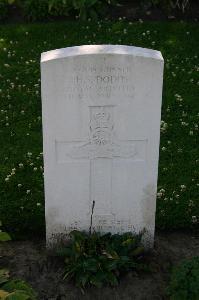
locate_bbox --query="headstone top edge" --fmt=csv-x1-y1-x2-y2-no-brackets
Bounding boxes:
41,44,163,63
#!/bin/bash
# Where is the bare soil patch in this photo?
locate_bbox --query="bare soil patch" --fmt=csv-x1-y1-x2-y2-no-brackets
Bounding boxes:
0,230,198,300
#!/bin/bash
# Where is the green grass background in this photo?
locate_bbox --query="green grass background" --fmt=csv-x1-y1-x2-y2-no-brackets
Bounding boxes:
0,21,198,239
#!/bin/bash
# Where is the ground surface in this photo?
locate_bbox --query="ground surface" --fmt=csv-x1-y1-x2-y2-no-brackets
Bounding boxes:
0,231,198,300
0,17,198,300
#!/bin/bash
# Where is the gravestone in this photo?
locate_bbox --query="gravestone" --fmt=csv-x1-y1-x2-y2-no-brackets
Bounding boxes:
41,45,164,248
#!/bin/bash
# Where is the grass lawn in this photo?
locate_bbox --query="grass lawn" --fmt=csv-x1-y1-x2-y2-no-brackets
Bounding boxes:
0,20,198,239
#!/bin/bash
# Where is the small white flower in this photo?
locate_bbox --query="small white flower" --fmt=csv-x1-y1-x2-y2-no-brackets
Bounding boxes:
180,185,186,191
191,216,197,223
181,121,188,126
160,121,168,132
33,167,37,171
189,200,194,207
18,163,24,168
18,183,22,188
26,190,31,194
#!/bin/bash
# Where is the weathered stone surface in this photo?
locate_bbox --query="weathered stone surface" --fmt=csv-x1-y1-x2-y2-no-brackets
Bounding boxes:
41,45,164,247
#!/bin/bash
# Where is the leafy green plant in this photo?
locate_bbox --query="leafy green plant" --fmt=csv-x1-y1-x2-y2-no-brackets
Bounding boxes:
48,0,71,17
48,0,119,20
0,221,11,242
22,0,49,21
0,224,37,299
167,256,199,300
0,0,22,21
21,0,118,21
69,0,118,20
0,269,37,300
58,230,145,289
0,0,9,21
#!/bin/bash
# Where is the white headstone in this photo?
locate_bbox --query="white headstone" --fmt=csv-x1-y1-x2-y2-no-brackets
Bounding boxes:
41,45,164,248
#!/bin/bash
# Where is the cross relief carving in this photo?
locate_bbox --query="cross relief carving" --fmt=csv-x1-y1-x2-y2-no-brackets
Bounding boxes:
56,105,146,221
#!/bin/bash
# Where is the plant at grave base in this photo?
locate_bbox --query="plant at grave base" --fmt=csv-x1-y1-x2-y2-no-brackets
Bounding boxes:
57,230,146,289
167,256,199,300
0,223,37,300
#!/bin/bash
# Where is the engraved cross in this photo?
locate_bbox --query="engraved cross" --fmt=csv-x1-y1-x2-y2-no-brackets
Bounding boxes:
56,105,145,225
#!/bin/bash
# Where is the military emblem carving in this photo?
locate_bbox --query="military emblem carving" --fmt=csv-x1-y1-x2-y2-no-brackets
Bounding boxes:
66,105,137,159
